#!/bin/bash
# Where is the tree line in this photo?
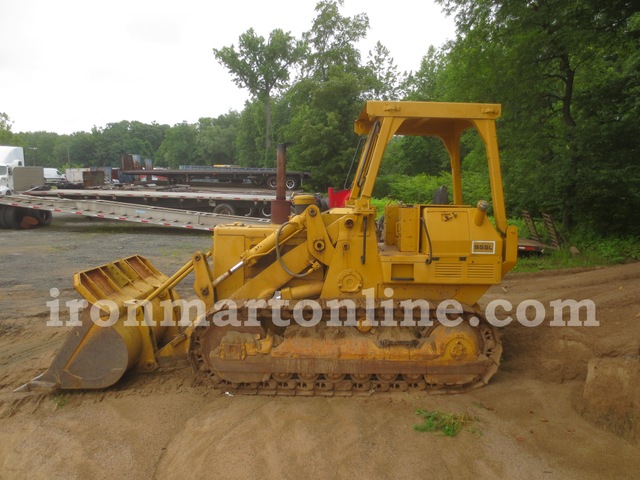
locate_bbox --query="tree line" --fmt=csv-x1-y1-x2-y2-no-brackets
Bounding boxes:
1,0,638,236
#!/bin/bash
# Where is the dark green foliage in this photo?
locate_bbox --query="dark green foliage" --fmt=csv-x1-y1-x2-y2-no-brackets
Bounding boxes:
373,170,491,208
432,0,640,236
195,112,240,166
373,174,450,204
382,136,450,176
0,112,16,145
302,0,369,82
568,229,640,264
213,27,306,167
514,234,640,272
282,72,363,190
155,123,199,167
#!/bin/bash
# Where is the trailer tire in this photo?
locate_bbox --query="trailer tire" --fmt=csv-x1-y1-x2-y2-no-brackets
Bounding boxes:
267,176,278,189
285,177,298,190
0,206,6,228
243,205,258,217
213,203,236,216
1,205,20,229
36,209,53,226
260,205,271,218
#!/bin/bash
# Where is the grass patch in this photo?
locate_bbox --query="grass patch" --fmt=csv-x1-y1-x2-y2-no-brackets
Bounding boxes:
413,408,479,437
510,214,640,272
513,248,610,273
52,394,68,408
513,239,640,273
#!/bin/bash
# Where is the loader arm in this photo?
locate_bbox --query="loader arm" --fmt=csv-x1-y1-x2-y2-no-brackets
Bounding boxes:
210,204,338,301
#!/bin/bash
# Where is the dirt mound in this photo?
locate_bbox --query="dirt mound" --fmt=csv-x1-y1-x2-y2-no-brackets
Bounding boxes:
481,262,640,446
484,263,640,381
578,356,640,444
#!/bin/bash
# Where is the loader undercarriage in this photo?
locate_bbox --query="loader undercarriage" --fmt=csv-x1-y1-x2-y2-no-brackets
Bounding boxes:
189,304,501,395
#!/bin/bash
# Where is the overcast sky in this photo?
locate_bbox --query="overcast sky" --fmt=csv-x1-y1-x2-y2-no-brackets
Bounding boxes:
1,0,455,134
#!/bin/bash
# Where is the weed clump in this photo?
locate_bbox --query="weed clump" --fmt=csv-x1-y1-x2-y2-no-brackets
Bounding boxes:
413,408,477,437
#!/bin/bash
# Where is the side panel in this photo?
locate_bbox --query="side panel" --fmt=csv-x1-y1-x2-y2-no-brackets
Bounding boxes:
212,225,275,298
379,204,504,304
11,167,45,191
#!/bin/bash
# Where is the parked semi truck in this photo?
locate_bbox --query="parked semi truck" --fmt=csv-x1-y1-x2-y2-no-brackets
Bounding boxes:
0,146,52,227
0,146,46,194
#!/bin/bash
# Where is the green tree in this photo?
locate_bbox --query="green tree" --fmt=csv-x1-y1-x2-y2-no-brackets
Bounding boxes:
381,136,451,176
434,0,640,234
155,122,199,168
402,46,447,101
92,121,158,166
214,28,306,165
278,0,376,190
20,131,61,167
568,11,640,233
52,138,73,169
302,0,369,81
69,132,97,167
195,112,240,165
235,100,268,167
364,41,402,100
0,112,15,144
127,121,170,156
283,71,363,190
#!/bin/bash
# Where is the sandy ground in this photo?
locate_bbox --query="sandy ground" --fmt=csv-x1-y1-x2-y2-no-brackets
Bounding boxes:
0,215,639,480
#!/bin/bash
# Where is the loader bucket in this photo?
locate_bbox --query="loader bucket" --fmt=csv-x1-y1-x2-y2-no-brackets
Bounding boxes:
17,255,182,392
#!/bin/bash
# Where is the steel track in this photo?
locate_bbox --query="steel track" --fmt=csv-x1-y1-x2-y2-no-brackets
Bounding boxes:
188,309,502,396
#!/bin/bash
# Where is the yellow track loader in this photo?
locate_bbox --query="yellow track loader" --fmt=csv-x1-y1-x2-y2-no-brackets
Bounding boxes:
19,101,517,395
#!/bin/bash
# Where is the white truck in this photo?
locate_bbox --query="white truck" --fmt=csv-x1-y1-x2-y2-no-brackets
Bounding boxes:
43,168,66,184
0,146,45,195
0,146,51,227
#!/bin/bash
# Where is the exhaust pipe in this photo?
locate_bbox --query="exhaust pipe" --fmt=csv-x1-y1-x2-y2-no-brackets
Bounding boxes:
271,143,292,224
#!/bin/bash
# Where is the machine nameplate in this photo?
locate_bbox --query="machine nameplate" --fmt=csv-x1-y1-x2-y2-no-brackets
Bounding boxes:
471,241,496,254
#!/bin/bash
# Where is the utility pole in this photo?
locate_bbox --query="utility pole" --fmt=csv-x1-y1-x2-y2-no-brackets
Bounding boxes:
27,146,37,166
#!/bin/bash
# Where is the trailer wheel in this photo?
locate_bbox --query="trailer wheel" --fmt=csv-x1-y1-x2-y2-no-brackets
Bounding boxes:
285,177,299,190
1,205,20,229
36,209,53,226
243,206,258,217
213,203,236,216
267,176,278,189
260,205,271,218
0,206,6,228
